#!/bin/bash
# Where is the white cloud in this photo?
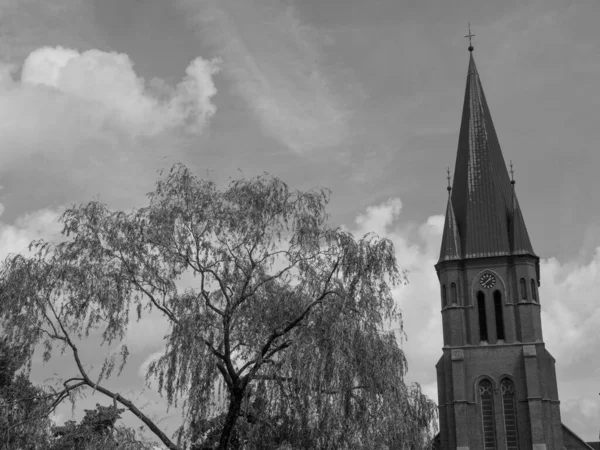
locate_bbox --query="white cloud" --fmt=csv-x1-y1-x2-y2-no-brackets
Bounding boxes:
15,46,220,142
0,46,220,211
178,0,352,152
0,46,220,170
0,207,62,260
349,198,444,383
354,198,403,235
541,249,600,366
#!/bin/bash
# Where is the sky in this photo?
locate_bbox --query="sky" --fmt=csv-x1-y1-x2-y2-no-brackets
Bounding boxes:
0,0,599,444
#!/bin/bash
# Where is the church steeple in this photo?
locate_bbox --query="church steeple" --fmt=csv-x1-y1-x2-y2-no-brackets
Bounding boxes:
433,42,566,450
439,49,535,261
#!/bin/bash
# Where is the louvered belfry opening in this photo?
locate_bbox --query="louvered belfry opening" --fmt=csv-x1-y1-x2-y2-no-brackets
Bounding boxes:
501,379,519,449
531,279,537,302
493,290,505,340
477,291,488,341
479,379,497,449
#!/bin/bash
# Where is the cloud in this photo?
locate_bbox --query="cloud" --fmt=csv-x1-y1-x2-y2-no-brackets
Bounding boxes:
0,46,220,215
178,0,352,152
0,45,219,168
540,249,600,365
350,199,444,383
0,206,63,260
12,46,220,144
349,198,600,440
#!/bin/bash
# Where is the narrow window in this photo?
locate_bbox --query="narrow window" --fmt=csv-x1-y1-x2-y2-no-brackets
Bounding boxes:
479,379,497,449
450,282,457,304
501,379,519,449
530,279,537,302
441,285,447,307
494,291,505,340
477,291,488,342
519,278,527,300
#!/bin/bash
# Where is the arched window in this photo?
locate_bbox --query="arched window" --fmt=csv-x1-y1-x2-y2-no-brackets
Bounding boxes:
519,278,527,300
477,291,488,342
501,379,519,449
450,282,457,304
441,285,447,307
494,291,505,340
530,279,537,302
479,379,497,449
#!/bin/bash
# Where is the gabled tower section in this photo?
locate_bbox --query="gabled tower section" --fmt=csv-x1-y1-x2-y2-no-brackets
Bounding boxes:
434,45,563,450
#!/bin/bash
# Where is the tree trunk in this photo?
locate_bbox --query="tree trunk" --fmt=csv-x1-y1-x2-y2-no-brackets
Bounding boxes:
218,389,244,450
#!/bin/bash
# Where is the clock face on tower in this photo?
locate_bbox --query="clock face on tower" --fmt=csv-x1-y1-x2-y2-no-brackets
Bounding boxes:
479,273,496,289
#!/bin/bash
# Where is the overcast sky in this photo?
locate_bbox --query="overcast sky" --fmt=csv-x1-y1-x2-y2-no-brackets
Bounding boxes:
1,0,599,444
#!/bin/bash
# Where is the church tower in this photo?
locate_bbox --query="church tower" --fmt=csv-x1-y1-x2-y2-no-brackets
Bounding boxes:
434,44,564,449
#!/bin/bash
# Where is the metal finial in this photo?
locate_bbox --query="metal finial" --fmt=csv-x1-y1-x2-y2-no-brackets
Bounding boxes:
446,167,452,192
465,23,475,51
509,160,516,185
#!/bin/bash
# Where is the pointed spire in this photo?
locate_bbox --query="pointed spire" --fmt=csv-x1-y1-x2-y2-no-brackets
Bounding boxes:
440,170,462,262
438,47,536,262
510,192,535,255
508,164,535,255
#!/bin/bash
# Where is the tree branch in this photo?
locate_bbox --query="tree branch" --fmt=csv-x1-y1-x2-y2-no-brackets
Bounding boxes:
240,259,340,383
199,271,225,317
117,249,179,324
47,296,183,450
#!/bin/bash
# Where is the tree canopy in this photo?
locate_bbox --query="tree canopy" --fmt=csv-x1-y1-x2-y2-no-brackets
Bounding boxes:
0,164,437,449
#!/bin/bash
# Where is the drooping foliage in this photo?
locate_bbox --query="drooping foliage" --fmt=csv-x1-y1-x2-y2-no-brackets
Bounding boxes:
0,339,53,449
0,164,437,449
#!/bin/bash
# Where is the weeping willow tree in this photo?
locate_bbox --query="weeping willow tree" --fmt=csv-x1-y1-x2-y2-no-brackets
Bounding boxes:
0,164,437,450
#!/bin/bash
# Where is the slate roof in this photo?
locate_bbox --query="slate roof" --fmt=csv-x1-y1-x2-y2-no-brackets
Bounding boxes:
439,51,536,262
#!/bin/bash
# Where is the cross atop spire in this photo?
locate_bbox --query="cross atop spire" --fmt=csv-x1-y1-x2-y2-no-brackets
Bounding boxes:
465,23,475,52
